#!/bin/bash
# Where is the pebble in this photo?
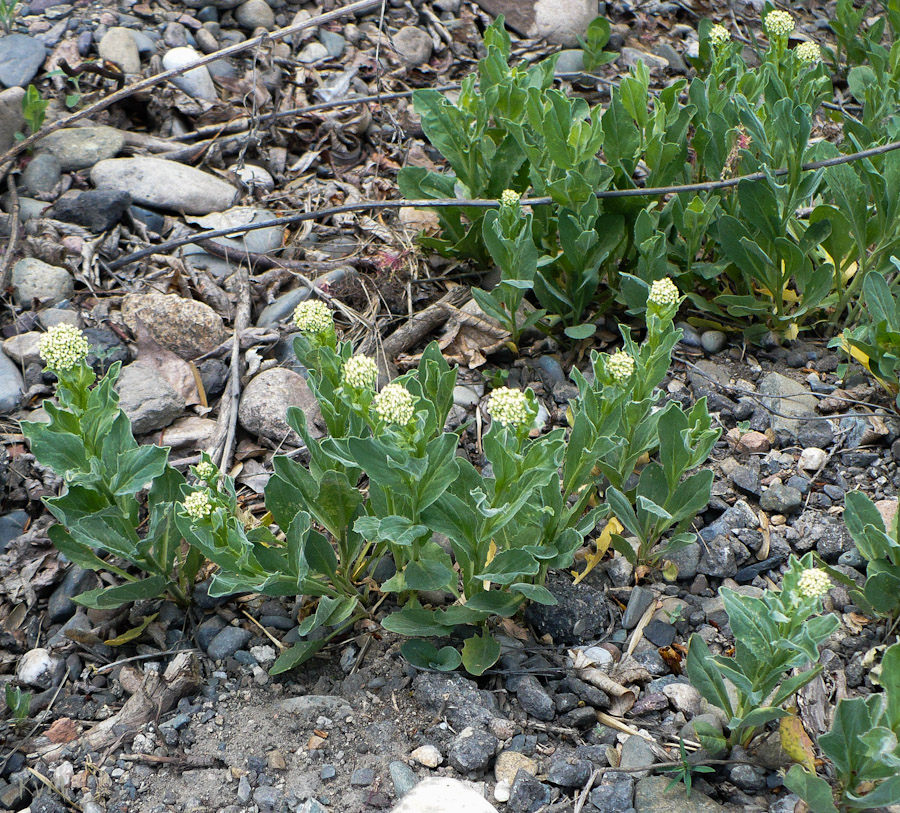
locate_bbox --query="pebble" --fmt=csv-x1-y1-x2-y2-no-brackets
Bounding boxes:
234,0,274,30
22,152,62,195
497,0,596,46
634,775,727,812
121,292,226,360
410,744,442,768
524,573,608,644
389,761,418,797
36,126,125,171
622,585,655,629
643,619,676,647
51,189,132,232
253,785,282,811
11,257,74,306
621,46,670,71
277,694,353,720
98,27,141,73
0,87,25,152
799,447,827,471
47,566,97,623
389,777,497,813
619,735,656,778
190,206,284,255
229,163,275,193
196,27,219,54
757,372,818,438
298,41,329,63
508,769,550,813
319,30,346,59
256,268,356,327
3,332,41,366
514,675,555,721
161,47,217,101
238,367,323,443
760,484,803,515
206,626,253,660
0,34,46,88
91,157,237,214
17,647,64,689
493,780,511,803
392,25,433,67
83,327,130,373
0,510,28,552
662,682,702,717
589,773,635,811
554,48,585,75
545,753,592,787
115,362,186,433
494,751,537,785
448,727,498,774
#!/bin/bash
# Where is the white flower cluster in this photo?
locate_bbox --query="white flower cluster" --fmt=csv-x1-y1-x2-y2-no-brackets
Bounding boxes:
342,355,379,390
183,490,213,520
764,10,794,38
709,24,731,47
500,189,520,207
487,387,532,428
373,383,416,426
794,41,821,63
797,567,831,599
39,324,90,371
607,351,635,382
195,461,217,483
648,277,680,308
293,300,333,334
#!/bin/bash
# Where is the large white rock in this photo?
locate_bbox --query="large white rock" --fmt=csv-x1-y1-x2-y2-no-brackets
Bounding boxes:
91,157,236,215
390,777,498,813
161,47,217,101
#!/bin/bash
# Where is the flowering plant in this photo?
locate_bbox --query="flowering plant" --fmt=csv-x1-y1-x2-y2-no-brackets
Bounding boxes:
686,553,839,750
21,327,199,608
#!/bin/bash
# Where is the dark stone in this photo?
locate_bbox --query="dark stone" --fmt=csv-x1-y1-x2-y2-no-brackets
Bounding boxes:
198,358,229,399
589,773,634,812
195,615,227,652
0,510,28,553
413,672,502,731
50,189,132,232
524,572,608,645
206,626,253,660
554,692,579,713
734,555,786,584
508,769,551,813
643,620,675,648
30,795,67,813
47,566,98,623
760,484,803,515
666,541,700,581
561,676,608,709
697,538,737,578
731,463,761,497
130,205,166,235
622,586,655,630
448,727,498,774
559,706,600,729
546,753,592,787
515,675,555,722
349,768,375,787
699,500,757,543
798,420,834,449
82,327,130,374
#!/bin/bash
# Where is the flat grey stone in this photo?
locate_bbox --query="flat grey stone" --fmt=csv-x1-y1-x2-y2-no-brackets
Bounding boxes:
634,775,727,812
115,361,185,433
0,348,24,414
91,157,236,215
0,35,46,88
22,151,62,194
0,87,25,152
98,27,141,74
11,257,73,306
37,126,125,171
757,372,817,438
161,47,217,101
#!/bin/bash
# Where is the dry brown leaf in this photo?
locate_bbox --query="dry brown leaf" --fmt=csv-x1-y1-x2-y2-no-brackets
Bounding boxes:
45,717,78,744
433,299,510,368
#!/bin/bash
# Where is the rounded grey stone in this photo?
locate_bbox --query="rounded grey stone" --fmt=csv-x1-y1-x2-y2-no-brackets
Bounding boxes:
700,329,727,354
22,151,61,195
0,349,24,414
114,362,185,433
392,26,433,67
37,126,126,171
0,35,46,88
11,257,74,306
234,0,274,30
206,625,252,660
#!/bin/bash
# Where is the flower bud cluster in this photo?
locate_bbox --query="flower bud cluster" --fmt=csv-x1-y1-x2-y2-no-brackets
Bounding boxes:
797,568,831,599
607,351,635,382
39,324,90,371
373,383,416,426
487,387,532,428
648,278,680,308
195,461,217,483
183,490,213,521
764,10,794,38
342,355,379,390
500,189,520,208
293,300,333,334
709,24,731,47
794,41,820,63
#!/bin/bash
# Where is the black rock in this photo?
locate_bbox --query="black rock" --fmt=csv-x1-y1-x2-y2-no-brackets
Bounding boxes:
50,190,132,232
734,555,786,584
197,358,229,399
760,484,803,515
206,626,253,660
798,420,834,449
731,463,761,497
561,676,609,709
47,566,98,623
447,727,498,774
622,586,655,630
515,675,555,722
546,753,592,787
559,707,600,729
589,773,635,812
508,769,551,813
195,615,227,651
524,572,608,645
643,619,676,648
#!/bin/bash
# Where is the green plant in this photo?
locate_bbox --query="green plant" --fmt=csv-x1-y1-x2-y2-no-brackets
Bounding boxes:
785,643,900,811
840,488,900,618
18,84,48,140
660,738,714,797
20,325,200,609
576,15,617,73
686,554,839,751
4,684,30,727
0,0,19,34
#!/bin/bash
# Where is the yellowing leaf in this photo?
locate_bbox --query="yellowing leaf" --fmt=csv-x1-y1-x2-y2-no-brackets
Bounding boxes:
104,613,158,647
483,540,498,590
784,323,799,341
573,517,623,585
780,714,816,774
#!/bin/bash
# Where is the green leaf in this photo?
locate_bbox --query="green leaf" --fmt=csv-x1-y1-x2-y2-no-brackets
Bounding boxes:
269,641,326,675
74,576,168,609
47,524,110,573
783,766,839,813
401,640,461,672
463,591,524,616
475,549,539,584
461,630,501,676
404,559,454,592
686,634,733,716
820,696,880,779
564,324,597,340
691,719,727,756
509,583,557,605
381,607,449,637
109,444,169,497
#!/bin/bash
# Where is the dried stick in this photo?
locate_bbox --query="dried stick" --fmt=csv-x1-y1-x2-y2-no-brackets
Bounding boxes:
0,174,20,292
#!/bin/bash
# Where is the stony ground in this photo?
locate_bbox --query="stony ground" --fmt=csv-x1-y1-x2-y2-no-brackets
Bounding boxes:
0,0,897,812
